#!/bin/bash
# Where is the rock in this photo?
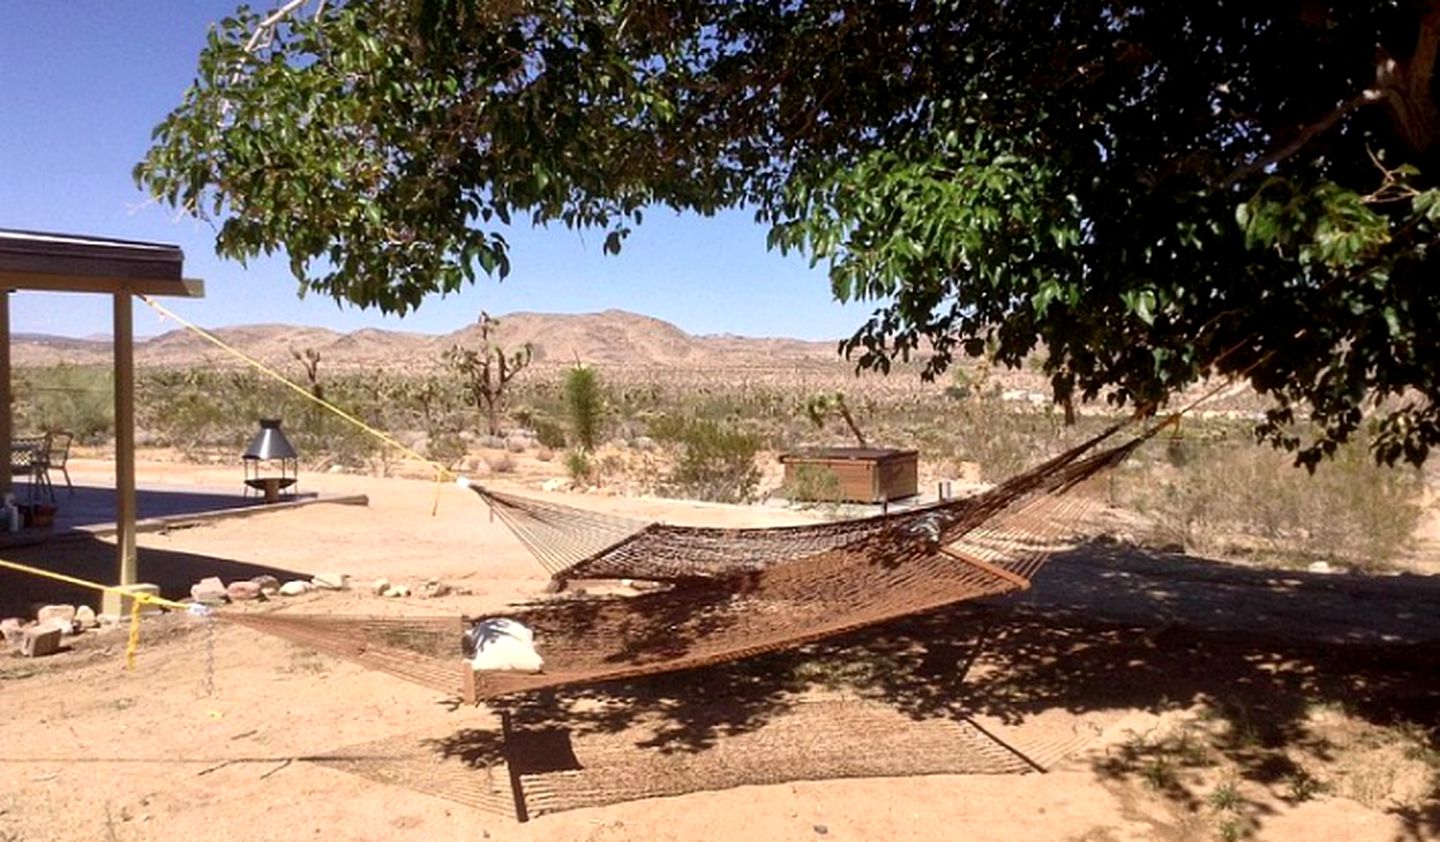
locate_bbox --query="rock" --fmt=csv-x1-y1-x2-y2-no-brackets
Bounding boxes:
21,625,62,657
95,613,121,628
226,581,263,602
541,477,573,493
382,584,411,598
418,580,450,599
814,825,829,836
311,573,349,590
74,606,97,630
278,580,312,597
480,435,507,450
2,619,25,650
1307,561,1334,574
505,436,529,453
41,617,76,636
250,575,281,596
36,604,77,625
191,577,228,605
371,577,391,596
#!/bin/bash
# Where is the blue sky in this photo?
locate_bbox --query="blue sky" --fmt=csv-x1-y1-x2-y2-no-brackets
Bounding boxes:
0,2,864,341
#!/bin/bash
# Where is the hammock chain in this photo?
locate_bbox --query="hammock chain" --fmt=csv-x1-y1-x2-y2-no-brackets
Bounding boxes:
203,609,217,698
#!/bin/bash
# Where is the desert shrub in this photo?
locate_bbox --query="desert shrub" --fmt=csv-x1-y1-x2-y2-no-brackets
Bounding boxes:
650,415,762,504
1124,433,1423,570
426,431,467,468
487,451,516,473
564,449,593,482
532,417,567,449
13,364,113,443
564,364,605,450
782,463,845,505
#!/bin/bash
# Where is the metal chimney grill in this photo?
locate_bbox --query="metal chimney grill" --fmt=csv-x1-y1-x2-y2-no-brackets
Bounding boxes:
243,418,298,503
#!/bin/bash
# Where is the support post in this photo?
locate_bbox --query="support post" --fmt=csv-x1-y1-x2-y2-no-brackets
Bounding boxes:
104,292,137,616
0,290,11,499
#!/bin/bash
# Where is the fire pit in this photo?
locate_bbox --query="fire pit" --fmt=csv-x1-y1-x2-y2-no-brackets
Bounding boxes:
243,418,298,503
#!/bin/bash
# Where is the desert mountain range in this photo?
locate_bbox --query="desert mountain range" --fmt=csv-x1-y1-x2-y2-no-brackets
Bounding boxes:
13,310,846,372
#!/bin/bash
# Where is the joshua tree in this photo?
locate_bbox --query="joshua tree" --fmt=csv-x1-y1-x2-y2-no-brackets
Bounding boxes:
444,312,532,436
563,362,603,452
803,391,867,448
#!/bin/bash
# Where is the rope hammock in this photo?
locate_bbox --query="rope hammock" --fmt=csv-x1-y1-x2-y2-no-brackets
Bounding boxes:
224,416,1163,703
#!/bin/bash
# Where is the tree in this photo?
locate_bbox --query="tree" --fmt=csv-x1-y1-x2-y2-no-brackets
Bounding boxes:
563,363,604,452
803,392,868,449
444,312,532,436
137,1,1440,466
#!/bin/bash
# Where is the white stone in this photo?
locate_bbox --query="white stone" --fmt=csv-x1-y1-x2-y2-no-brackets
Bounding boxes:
191,577,228,604
382,584,411,598
311,573,349,590
36,604,76,625
74,606,97,630
463,618,544,673
1307,561,1334,575
250,575,281,595
278,580,312,596
541,478,573,493
371,577,391,595
39,616,75,636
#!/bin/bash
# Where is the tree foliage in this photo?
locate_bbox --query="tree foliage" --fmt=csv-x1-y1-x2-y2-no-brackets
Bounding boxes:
138,1,1440,466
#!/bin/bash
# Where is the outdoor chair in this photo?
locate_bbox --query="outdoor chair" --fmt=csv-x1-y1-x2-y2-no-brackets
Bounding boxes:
45,431,72,495
9,433,52,502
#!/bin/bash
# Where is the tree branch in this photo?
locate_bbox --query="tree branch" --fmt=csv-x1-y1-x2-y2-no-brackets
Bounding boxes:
1222,89,1380,187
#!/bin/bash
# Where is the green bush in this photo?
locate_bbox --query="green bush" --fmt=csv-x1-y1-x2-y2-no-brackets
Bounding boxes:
650,415,762,504
782,463,845,505
13,364,113,443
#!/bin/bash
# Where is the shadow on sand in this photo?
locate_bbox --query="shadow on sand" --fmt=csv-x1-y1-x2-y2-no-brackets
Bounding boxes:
0,533,307,617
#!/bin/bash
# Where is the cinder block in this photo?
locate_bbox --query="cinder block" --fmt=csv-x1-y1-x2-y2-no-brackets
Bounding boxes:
21,626,62,658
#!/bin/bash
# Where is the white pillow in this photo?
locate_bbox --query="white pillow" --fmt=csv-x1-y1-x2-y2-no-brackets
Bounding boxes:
463,617,544,673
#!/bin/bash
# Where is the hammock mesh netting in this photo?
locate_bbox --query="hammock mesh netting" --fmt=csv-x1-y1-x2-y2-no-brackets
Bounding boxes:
223,421,1150,703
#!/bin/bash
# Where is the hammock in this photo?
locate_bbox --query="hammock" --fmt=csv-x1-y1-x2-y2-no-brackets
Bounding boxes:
224,418,1158,702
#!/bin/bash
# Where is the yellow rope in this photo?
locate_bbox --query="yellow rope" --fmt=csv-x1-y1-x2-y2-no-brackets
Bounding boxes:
139,295,457,483
0,557,194,670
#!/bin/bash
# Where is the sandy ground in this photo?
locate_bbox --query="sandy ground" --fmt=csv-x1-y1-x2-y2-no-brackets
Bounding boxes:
1,457,1437,841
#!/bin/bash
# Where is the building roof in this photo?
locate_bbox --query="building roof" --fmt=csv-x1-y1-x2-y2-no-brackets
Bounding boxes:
0,229,203,297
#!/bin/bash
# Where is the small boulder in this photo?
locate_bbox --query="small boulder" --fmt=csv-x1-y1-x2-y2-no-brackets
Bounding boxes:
371,577,391,596
2,619,25,650
191,577,228,605
250,575,281,596
21,625,62,657
36,604,77,625
226,581,263,602
382,584,411,598
278,580,312,597
541,477,573,493
73,606,97,630
418,580,450,599
42,617,76,636
311,572,349,590
1307,561,1335,574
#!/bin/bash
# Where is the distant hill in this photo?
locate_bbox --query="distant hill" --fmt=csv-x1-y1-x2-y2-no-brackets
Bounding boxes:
11,310,844,372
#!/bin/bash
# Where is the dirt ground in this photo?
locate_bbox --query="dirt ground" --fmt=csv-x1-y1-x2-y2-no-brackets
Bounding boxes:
1,456,1437,842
